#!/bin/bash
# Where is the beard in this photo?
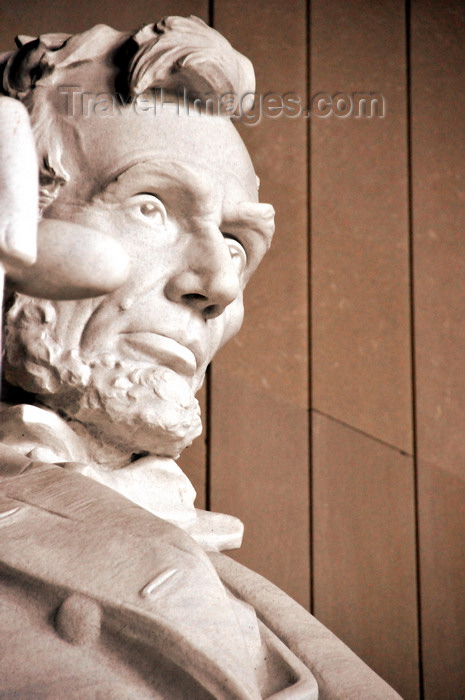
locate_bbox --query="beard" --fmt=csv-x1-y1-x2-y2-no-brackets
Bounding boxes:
4,295,203,460
44,356,203,459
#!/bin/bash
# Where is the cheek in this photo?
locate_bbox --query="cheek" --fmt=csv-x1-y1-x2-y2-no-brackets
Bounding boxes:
216,295,245,351
192,296,244,391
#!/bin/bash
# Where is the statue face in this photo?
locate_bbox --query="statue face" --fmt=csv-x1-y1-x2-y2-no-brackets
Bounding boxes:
47,106,274,392
6,105,274,459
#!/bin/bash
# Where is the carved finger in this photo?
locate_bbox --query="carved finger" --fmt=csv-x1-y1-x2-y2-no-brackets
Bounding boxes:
0,96,38,267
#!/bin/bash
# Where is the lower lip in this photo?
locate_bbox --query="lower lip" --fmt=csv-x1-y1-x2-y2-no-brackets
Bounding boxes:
121,332,198,375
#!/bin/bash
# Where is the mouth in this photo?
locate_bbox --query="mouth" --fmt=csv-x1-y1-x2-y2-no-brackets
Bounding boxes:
120,332,198,376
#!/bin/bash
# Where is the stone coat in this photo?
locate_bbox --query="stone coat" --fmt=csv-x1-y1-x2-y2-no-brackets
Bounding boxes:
0,404,317,699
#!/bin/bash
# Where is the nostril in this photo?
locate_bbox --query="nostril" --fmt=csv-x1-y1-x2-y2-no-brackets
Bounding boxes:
180,293,223,319
182,293,208,302
203,304,221,319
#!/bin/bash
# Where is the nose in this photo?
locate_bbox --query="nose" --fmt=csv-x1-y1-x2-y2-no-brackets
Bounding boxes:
165,230,241,320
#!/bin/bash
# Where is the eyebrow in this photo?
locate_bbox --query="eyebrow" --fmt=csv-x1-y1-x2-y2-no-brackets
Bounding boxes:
221,202,275,251
96,156,215,209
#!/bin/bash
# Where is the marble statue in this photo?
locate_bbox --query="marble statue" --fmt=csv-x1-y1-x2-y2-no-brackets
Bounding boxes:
0,15,402,699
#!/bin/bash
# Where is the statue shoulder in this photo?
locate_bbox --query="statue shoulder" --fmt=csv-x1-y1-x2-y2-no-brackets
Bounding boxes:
0,464,317,698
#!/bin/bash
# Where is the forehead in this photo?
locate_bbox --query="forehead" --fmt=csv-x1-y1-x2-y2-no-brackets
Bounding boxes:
66,106,259,203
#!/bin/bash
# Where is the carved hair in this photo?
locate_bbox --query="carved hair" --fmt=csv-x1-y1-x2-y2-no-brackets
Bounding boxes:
0,17,255,210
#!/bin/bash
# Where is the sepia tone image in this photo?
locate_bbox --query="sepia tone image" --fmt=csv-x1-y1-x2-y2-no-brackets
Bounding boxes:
0,1,463,698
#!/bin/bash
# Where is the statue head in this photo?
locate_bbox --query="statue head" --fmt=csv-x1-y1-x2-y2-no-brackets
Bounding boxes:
1,18,274,464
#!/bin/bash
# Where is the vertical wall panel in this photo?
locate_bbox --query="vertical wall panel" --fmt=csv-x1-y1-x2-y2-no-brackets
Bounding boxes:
311,1,419,697
410,1,465,697
311,0,412,452
211,0,310,608
313,413,419,699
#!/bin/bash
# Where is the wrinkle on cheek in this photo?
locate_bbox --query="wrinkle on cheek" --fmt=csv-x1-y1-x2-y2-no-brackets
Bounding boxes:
53,297,103,352
214,295,244,353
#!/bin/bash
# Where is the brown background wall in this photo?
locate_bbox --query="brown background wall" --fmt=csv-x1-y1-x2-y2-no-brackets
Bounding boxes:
1,1,464,699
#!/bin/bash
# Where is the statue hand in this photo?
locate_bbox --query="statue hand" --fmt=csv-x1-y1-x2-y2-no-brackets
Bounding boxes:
0,96,37,270
0,96,129,300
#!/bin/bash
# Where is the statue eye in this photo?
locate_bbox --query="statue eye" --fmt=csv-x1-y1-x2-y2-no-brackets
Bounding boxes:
139,201,160,217
127,193,166,226
224,234,247,275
